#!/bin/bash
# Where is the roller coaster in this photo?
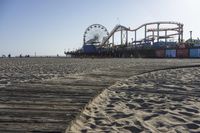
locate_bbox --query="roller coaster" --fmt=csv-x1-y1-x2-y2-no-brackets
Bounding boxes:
65,21,200,58
101,21,183,47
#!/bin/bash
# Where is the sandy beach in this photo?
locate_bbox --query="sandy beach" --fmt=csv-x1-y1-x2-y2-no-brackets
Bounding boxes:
0,58,200,132
69,67,200,133
2,0,200,132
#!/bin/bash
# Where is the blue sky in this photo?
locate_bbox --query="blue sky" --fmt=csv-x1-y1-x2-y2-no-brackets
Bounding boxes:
1,0,200,56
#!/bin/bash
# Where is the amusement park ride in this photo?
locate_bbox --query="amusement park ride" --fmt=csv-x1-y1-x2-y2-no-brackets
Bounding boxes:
65,21,200,58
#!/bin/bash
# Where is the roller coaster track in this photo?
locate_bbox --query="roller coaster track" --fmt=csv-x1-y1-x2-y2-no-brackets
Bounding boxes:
129,21,183,31
101,21,184,47
101,25,130,47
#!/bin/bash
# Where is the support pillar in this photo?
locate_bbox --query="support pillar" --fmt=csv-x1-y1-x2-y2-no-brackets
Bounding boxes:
135,31,137,45
112,34,114,47
178,24,181,43
144,25,147,44
152,31,155,44
126,30,128,46
181,25,183,42
121,29,123,45
157,23,160,42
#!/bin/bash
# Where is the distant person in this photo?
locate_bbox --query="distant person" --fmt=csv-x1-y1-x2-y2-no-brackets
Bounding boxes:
25,55,30,58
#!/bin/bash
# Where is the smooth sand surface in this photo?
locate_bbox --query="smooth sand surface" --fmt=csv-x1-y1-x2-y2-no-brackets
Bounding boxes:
69,67,200,133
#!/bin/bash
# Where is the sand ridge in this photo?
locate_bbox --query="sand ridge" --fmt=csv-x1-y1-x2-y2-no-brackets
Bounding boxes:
68,67,200,133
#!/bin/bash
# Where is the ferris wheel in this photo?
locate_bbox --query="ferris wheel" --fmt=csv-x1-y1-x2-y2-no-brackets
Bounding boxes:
83,24,109,45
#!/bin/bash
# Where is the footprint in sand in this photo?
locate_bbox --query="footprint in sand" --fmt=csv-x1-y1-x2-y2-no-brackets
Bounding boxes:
123,126,143,133
89,123,97,129
193,120,200,124
178,111,194,117
126,103,136,109
106,104,115,108
82,114,91,120
140,102,153,109
170,96,185,102
143,113,159,121
148,99,165,104
105,108,115,114
155,121,165,127
111,121,124,127
155,110,168,115
133,98,145,104
81,129,87,133
112,112,133,119
171,116,186,123
184,107,199,113
185,123,199,130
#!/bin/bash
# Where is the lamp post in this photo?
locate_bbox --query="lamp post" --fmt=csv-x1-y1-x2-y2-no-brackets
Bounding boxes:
190,31,192,41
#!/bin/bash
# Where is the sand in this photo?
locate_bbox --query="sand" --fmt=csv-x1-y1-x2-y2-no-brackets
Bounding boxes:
69,67,200,133
1,58,200,132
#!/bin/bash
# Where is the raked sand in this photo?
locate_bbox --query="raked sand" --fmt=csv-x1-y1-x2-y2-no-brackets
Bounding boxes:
69,67,200,133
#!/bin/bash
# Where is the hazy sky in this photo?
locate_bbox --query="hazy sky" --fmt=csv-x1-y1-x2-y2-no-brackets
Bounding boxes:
1,0,200,56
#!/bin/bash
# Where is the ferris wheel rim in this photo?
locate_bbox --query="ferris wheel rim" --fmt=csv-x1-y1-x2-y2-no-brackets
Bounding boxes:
83,24,109,45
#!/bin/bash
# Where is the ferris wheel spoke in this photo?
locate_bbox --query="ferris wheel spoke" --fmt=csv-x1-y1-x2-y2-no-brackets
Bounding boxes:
83,24,109,45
